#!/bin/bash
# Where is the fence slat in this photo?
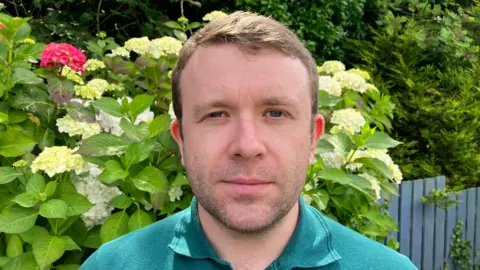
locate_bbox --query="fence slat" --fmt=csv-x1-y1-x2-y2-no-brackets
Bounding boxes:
475,188,480,258
457,191,467,230
466,188,476,262
387,194,400,244
400,181,413,258
411,180,424,268
434,176,446,270
445,193,458,270
422,178,435,270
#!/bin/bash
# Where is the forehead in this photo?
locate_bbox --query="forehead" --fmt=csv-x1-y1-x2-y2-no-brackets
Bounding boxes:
180,44,310,109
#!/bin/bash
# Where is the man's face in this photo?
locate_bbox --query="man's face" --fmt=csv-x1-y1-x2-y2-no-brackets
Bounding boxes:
171,44,324,233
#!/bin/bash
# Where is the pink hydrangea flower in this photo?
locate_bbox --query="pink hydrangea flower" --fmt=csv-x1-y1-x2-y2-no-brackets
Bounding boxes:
0,24,4,29
40,43,87,73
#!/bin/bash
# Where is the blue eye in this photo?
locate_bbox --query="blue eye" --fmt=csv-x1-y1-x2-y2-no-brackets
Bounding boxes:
209,112,224,118
267,110,284,118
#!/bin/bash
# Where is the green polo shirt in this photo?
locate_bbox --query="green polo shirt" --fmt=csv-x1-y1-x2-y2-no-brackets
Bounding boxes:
80,196,417,269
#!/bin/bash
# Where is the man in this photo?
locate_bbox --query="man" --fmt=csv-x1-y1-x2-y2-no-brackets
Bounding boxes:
81,11,417,270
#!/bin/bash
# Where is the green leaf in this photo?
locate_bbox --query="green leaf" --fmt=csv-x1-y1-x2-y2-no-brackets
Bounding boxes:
164,21,183,30
122,140,156,168
12,68,43,85
19,226,49,244
173,30,187,42
120,118,149,141
59,193,93,217
335,132,353,156
12,192,39,207
56,264,81,270
365,132,402,149
186,22,202,30
381,182,399,196
311,190,329,210
82,226,101,249
98,160,128,184
131,166,168,193
6,234,24,258
54,178,77,198
14,21,31,43
91,98,123,117
129,95,155,122
61,236,81,251
39,199,68,219
32,234,66,268
110,58,136,76
66,101,95,123
8,110,28,124
47,77,73,105
26,174,45,195
44,181,57,198
362,210,398,231
109,194,133,210
128,209,153,232
318,90,342,107
354,157,393,179
76,134,130,156
172,173,189,186
9,87,54,111
0,257,10,267
316,168,374,200
2,251,39,270
0,112,9,123
0,167,22,184
316,139,335,154
148,115,171,139
0,128,36,157
100,211,129,244
0,205,38,233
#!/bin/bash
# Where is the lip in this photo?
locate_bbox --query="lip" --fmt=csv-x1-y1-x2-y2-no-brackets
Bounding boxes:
223,177,271,185
221,177,273,196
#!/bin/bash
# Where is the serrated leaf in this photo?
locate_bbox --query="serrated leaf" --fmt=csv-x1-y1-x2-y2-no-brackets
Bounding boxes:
8,110,28,124
66,101,95,123
14,21,31,42
148,115,170,139
318,90,342,107
100,211,129,244
111,58,136,75
47,77,72,105
172,173,189,186
0,167,22,184
164,21,183,30
381,182,399,196
44,181,57,197
122,140,156,168
19,226,49,244
98,160,128,184
128,209,153,232
365,132,403,149
12,192,39,207
61,236,81,251
91,98,123,117
12,68,43,85
2,251,39,270
32,235,65,268
131,166,168,193
0,205,38,233
129,95,155,122
39,199,68,219
311,190,329,210
26,174,45,194
119,118,149,141
316,139,335,154
0,128,36,157
82,226,101,249
76,134,130,156
59,193,93,217
354,157,393,179
109,194,133,210
9,87,54,111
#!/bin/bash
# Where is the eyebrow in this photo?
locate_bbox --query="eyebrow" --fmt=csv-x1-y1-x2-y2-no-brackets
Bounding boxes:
193,96,298,118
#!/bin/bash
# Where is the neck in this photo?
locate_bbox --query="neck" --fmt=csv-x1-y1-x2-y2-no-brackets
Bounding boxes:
197,201,299,270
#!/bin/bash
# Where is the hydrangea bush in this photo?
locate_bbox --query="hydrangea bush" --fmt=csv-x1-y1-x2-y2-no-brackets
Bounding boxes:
0,10,403,269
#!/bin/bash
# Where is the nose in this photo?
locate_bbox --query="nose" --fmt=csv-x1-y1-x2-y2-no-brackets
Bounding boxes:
227,114,267,160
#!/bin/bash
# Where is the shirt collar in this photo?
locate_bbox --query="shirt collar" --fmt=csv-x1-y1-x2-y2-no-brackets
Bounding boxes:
168,196,341,268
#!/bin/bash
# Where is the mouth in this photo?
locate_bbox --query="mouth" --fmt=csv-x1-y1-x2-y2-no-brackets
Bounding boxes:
221,177,273,195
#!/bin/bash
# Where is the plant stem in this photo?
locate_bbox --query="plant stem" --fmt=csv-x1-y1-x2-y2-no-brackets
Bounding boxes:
5,42,13,100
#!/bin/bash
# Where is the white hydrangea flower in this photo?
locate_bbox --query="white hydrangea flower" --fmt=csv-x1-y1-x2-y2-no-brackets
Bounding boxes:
124,37,151,55
168,103,176,120
347,68,371,80
135,109,154,124
96,111,123,136
147,37,183,59
168,186,183,202
319,152,346,168
366,83,379,93
106,46,130,58
333,71,367,93
56,114,101,139
345,162,363,171
330,108,366,135
202,10,227,22
320,60,346,75
318,76,342,96
348,148,403,184
72,163,122,229
359,172,381,201
31,146,86,177
84,59,106,71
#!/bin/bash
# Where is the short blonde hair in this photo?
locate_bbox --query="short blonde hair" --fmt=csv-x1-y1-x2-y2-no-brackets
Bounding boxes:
171,11,318,122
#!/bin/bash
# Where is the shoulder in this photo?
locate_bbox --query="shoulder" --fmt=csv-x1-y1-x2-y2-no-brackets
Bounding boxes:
306,205,417,270
80,209,188,270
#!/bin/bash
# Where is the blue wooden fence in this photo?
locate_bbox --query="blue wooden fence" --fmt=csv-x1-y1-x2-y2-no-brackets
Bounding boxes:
384,176,480,270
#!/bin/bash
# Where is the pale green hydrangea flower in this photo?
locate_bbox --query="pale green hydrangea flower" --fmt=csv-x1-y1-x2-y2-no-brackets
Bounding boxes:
110,46,130,58
330,108,366,135
13,160,28,168
147,37,183,59
31,146,86,177
21,38,35,44
318,76,342,96
333,71,367,93
320,60,346,75
84,59,106,71
61,66,84,85
366,83,379,93
202,10,227,22
74,78,110,99
348,148,403,184
347,68,371,80
56,114,101,139
124,37,151,55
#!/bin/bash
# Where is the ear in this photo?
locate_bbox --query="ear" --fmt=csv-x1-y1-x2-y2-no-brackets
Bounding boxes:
170,119,185,166
309,114,325,164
